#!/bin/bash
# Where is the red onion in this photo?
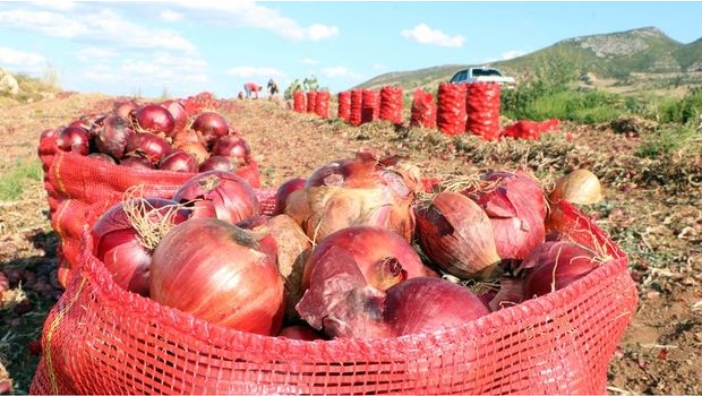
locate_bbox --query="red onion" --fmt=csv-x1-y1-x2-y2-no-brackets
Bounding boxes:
211,135,251,166
192,111,230,147
384,277,489,336
114,100,140,121
149,217,284,335
521,241,601,299
162,99,189,135
125,132,171,165
173,140,209,165
172,171,260,225
134,104,176,137
278,324,325,340
120,155,155,170
199,155,236,173
158,149,198,173
91,198,189,296
273,178,306,216
87,152,117,164
461,171,547,260
94,114,135,159
415,191,502,281
304,149,417,243
56,126,91,155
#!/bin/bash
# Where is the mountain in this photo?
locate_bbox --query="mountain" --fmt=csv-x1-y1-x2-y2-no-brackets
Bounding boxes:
355,27,702,95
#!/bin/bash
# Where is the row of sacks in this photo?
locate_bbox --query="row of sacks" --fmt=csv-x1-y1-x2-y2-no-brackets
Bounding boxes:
291,83,560,141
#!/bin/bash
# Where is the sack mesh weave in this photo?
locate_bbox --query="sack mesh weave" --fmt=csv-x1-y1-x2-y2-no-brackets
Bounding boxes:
30,199,637,395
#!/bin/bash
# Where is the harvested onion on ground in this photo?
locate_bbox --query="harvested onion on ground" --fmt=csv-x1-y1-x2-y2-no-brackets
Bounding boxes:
549,168,603,205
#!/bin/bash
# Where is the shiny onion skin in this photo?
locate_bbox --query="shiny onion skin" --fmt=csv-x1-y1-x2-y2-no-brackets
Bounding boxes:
549,169,603,205
274,178,307,216
384,277,490,336
162,100,189,136
521,241,600,299
56,126,91,156
91,198,189,296
192,111,230,147
158,149,198,173
304,150,417,243
301,225,426,293
94,114,135,159
125,133,171,165
211,135,251,167
415,191,501,281
149,218,284,335
133,104,176,137
172,171,260,225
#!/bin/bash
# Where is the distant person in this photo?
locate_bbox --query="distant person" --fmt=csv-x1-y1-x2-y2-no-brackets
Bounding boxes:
243,82,261,99
267,78,279,98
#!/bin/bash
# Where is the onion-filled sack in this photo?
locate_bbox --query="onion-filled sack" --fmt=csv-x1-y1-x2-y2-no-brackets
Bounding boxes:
361,89,380,125
30,198,637,395
292,90,306,113
379,86,404,125
349,89,364,127
306,91,318,114
410,88,437,129
337,91,351,122
436,83,468,136
315,91,330,119
466,82,501,140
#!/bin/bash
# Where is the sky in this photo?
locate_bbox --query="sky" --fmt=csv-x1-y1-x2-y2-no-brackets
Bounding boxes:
1,1,701,99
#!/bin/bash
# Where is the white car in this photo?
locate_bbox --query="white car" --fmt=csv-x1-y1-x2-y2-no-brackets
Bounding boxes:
449,67,516,88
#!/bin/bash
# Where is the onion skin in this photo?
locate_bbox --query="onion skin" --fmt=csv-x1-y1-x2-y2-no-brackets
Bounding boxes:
212,135,251,166
56,126,91,155
162,100,189,135
415,191,501,281
91,198,189,296
95,114,135,159
521,241,600,299
125,133,171,165
172,171,260,225
173,140,209,165
134,104,176,137
384,277,490,336
302,225,426,293
114,100,140,121
283,189,312,230
149,218,284,335
462,171,547,261
158,149,198,173
199,155,236,173
120,155,155,170
192,111,230,147
274,178,306,216
88,152,117,164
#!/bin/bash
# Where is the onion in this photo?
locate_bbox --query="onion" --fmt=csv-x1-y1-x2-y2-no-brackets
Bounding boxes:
91,198,189,296
304,149,417,243
162,99,189,135
87,152,117,164
114,100,140,121
549,169,603,205
158,149,198,173
384,277,489,336
120,155,155,170
486,276,524,312
134,104,176,137
173,140,209,165
172,128,202,146
460,171,547,261
211,135,251,166
274,178,306,216
302,225,426,292
125,133,171,165
94,114,135,159
192,111,230,147
199,155,236,173
521,241,601,299
149,217,284,335
415,191,502,281
172,171,260,225
295,245,390,339
56,126,91,155
278,324,325,340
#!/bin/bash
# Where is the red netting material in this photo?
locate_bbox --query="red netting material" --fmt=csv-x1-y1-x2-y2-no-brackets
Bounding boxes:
315,91,330,119
37,145,262,287
361,89,380,125
466,83,502,141
410,89,437,129
30,199,637,395
349,89,364,127
437,83,468,136
379,86,404,126
337,92,351,122
502,119,561,140
306,92,318,114
292,91,306,113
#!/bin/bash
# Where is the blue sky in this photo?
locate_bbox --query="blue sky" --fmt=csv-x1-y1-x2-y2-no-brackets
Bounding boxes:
1,1,700,98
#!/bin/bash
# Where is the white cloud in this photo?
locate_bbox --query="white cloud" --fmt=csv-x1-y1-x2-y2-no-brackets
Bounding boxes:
226,66,286,78
301,58,318,65
160,9,184,23
74,47,117,62
170,1,338,41
401,23,465,48
82,54,209,87
0,8,197,54
0,47,47,73
321,67,363,80
30,1,75,11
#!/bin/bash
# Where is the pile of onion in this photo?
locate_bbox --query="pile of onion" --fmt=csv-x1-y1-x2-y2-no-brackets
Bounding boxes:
149,217,285,335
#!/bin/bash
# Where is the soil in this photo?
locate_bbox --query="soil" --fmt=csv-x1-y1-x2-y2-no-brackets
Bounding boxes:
0,93,700,395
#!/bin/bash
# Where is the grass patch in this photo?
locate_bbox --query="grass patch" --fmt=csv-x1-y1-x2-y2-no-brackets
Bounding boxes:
0,160,43,201
636,125,701,159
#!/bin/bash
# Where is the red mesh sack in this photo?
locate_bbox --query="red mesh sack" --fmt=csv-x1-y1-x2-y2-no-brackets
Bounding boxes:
379,86,404,126
180,92,218,116
31,196,637,395
315,91,330,119
466,83,501,141
292,91,306,113
436,83,468,136
38,143,261,287
501,119,561,140
349,89,364,127
306,91,318,114
337,91,351,122
410,89,437,129
361,89,380,124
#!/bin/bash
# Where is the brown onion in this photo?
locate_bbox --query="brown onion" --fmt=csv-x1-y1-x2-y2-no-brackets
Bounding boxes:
150,217,284,335
415,191,501,281
173,140,209,165
549,169,603,205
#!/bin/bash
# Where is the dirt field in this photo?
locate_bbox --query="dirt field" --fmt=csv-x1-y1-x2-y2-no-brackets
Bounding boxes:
0,93,700,394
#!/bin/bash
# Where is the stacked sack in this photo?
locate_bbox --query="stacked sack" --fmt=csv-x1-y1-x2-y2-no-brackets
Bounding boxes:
466,82,501,140
410,88,437,129
436,83,468,136
379,86,404,126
